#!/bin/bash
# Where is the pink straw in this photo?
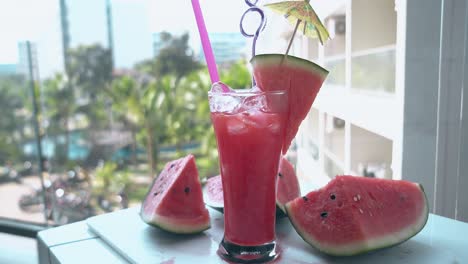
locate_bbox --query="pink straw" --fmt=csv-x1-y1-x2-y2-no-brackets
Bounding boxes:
191,0,229,91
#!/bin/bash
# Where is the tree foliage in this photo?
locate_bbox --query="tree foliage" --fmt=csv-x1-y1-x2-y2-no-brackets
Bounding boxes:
68,44,113,129
137,32,201,80
0,75,28,163
68,44,113,96
110,74,171,175
2,34,252,181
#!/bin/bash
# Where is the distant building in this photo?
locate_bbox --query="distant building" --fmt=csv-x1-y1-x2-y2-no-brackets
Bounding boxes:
152,31,247,66
0,64,17,76
152,32,195,58
198,32,247,66
17,41,40,80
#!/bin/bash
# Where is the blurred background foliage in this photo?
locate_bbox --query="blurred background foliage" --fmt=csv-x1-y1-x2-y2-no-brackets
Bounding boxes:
0,31,251,207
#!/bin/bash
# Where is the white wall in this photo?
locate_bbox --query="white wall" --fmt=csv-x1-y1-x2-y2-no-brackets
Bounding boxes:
350,124,393,178
305,108,319,142
325,34,346,57
324,114,345,162
351,0,397,52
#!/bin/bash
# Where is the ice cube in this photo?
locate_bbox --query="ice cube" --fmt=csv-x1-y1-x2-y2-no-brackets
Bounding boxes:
240,95,267,112
241,109,265,129
210,82,233,93
209,95,241,113
209,82,240,113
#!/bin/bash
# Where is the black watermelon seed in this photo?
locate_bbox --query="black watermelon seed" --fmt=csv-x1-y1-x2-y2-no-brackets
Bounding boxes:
170,163,175,168
330,194,336,200
184,187,190,194
302,196,309,202
320,212,328,218
278,172,283,178
153,192,159,196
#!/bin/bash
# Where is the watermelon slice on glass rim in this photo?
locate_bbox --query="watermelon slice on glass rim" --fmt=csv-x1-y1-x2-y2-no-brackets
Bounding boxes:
251,54,328,154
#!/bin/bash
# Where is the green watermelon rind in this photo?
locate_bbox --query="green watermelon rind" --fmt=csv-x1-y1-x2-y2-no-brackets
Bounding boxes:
250,54,329,80
140,210,211,235
285,183,429,256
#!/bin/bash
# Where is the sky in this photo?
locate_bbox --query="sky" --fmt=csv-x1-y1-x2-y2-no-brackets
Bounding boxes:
0,0,295,79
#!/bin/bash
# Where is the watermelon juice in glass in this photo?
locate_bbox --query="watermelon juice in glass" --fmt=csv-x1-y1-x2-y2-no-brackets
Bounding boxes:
209,84,287,263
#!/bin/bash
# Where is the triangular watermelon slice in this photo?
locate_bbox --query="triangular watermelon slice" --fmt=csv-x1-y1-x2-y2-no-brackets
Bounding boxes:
140,154,210,234
251,54,328,153
285,176,429,256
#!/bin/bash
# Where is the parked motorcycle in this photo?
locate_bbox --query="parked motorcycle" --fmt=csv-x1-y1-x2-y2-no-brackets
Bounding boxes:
18,169,95,224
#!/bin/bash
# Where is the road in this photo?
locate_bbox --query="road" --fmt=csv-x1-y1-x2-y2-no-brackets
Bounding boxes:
0,176,47,224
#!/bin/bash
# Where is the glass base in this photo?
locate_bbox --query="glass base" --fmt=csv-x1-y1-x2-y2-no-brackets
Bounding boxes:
217,238,279,263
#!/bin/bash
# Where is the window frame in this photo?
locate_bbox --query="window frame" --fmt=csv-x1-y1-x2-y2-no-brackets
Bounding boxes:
0,217,48,238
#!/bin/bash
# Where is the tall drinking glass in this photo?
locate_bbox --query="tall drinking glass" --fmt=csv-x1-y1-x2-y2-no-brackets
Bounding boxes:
209,87,287,263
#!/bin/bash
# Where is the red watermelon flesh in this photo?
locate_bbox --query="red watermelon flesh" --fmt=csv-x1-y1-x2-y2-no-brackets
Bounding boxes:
204,175,224,212
276,157,301,213
251,54,328,153
140,154,210,234
204,157,301,217
285,176,428,256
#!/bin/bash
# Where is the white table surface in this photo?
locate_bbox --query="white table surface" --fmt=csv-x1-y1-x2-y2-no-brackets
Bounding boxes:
82,207,468,264
37,220,126,264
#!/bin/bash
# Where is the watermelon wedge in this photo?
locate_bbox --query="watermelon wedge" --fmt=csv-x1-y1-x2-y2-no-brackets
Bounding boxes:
285,176,429,256
204,174,224,213
251,54,328,153
140,155,210,234
204,157,301,217
276,157,301,214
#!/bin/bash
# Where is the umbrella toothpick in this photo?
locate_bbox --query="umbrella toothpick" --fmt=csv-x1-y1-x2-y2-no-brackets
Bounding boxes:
265,0,329,65
282,19,301,64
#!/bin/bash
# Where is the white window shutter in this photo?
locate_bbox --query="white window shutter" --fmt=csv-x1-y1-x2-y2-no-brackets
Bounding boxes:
455,1,468,223
401,0,442,213
402,0,468,222
435,0,468,220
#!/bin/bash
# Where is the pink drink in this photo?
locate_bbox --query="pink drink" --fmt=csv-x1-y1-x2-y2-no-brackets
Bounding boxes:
209,89,286,262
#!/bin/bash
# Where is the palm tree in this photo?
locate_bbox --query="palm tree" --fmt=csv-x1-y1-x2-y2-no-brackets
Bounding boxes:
42,74,77,164
67,44,113,130
110,74,170,176
220,60,252,89
0,75,28,163
178,70,218,177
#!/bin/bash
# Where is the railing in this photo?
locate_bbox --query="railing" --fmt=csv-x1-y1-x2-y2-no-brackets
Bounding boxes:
323,54,345,88
351,45,396,94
